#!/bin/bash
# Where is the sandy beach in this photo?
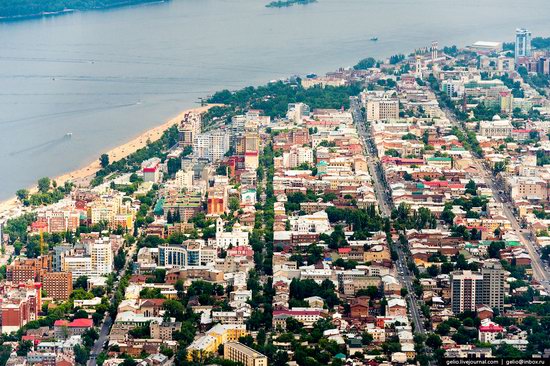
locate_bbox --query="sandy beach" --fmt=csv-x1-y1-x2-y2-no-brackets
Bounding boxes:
0,104,217,218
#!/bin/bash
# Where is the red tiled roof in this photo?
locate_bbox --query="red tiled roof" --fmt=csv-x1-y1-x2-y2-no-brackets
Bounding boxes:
69,318,93,328
424,181,449,187
449,183,465,189
54,320,69,327
140,299,166,307
479,324,503,332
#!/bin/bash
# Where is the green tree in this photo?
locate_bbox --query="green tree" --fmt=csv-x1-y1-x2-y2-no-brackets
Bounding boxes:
354,57,377,70
74,309,89,319
114,248,126,272
488,241,505,258
426,334,442,349
163,299,185,321
229,197,241,211
427,265,439,277
15,189,29,200
74,275,88,290
465,179,477,195
16,340,33,356
74,344,89,365
99,154,110,168
361,331,373,345
38,177,51,193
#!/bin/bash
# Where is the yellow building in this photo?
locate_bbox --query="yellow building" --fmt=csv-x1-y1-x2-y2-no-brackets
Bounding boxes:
88,192,135,230
464,218,512,233
186,324,247,360
363,245,391,263
224,342,268,366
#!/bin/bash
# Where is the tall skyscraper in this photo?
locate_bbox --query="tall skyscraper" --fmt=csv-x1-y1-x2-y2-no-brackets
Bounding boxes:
480,260,506,311
431,41,438,61
451,264,506,314
415,55,423,79
451,270,484,314
515,28,532,62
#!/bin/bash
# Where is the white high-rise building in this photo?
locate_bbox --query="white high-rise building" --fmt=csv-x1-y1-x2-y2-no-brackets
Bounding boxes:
175,169,193,190
90,238,113,276
194,130,230,162
61,238,113,280
515,28,532,62
480,260,506,312
431,41,438,60
415,55,423,79
287,103,310,122
451,270,483,314
363,91,399,121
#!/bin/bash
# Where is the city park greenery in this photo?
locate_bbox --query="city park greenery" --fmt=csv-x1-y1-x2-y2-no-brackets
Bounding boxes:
208,80,362,118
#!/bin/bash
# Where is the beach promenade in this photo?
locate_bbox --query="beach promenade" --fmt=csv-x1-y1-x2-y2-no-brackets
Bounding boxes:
0,104,217,218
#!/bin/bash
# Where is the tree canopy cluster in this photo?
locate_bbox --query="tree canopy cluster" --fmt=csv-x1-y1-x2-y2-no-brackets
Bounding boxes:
91,125,179,186
0,0,160,18
208,81,362,118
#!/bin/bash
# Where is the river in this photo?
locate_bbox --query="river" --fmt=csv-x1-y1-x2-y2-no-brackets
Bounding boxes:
1,0,549,200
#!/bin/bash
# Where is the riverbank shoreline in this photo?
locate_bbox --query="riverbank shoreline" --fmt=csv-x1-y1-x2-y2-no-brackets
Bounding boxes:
0,104,216,218
0,0,168,22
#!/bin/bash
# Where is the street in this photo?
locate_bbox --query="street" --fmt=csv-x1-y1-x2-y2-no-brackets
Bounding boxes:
442,107,550,293
87,241,137,366
88,316,112,366
351,98,427,335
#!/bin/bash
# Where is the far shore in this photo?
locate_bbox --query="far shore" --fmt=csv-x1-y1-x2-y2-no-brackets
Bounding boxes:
0,104,217,218
0,0,168,22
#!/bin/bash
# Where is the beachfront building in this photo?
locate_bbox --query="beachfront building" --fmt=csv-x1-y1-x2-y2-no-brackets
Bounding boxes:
142,158,162,183
178,112,202,147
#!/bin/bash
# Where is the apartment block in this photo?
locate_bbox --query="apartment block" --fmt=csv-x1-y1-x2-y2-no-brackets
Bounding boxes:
480,260,506,311
42,272,73,301
451,270,484,314
6,257,50,283
186,324,248,359
363,91,399,121
224,342,268,366
158,240,216,269
0,282,42,334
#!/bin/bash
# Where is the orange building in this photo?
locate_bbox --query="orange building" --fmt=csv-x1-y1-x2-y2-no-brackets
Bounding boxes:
207,186,227,215
6,257,50,283
42,272,73,301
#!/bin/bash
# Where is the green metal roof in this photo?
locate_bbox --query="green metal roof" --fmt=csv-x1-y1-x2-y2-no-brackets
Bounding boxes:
154,198,165,216
427,157,452,161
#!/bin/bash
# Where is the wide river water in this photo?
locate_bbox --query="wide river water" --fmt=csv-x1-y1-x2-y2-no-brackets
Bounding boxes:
1,0,550,200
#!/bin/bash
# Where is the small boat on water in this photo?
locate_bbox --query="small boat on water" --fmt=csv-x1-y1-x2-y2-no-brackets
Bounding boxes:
370,37,379,41
65,132,73,138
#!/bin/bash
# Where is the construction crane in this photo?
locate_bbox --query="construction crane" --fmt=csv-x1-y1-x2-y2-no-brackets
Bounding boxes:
39,228,47,256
